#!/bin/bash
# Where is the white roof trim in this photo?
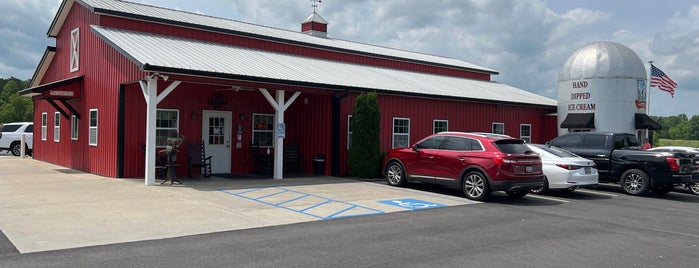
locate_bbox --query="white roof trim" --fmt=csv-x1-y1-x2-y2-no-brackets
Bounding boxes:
91,26,555,107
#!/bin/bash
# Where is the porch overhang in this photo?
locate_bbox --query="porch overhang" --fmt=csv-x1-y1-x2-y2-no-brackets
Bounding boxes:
635,113,662,130
20,75,84,120
560,113,595,129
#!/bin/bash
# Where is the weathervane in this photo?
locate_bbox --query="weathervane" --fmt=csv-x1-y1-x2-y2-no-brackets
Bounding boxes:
310,0,322,13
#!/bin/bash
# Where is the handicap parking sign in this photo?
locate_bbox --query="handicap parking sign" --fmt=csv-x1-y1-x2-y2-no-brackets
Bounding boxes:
378,198,446,210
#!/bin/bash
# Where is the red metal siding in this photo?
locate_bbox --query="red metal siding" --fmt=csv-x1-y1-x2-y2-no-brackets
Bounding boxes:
99,16,491,81
33,5,145,177
331,93,555,176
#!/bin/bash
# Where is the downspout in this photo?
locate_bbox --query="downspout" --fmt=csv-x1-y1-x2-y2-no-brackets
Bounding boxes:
331,89,349,176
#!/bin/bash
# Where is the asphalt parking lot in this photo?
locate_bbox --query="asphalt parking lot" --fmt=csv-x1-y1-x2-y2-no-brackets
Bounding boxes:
0,156,476,254
2,155,699,267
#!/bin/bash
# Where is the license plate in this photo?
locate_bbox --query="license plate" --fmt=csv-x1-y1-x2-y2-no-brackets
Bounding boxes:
525,165,533,173
584,167,591,174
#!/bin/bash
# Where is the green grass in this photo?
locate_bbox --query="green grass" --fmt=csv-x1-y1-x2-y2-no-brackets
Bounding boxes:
657,139,699,148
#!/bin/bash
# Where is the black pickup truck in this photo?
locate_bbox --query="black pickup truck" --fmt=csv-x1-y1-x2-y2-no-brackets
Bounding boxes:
548,132,699,195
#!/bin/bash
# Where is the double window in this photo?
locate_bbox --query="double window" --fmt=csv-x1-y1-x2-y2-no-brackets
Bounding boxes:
41,113,47,141
520,124,531,143
392,118,410,149
53,112,60,142
71,115,79,140
253,113,274,147
156,109,179,147
89,109,98,146
433,120,448,134
492,122,504,135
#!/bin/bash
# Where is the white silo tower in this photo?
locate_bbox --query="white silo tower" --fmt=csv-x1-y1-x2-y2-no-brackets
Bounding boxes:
557,41,660,139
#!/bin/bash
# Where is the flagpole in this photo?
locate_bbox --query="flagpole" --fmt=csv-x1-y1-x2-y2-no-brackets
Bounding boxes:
647,60,653,116
646,60,653,142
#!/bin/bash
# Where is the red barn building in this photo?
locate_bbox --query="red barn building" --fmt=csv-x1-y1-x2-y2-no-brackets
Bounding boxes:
21,0,558,184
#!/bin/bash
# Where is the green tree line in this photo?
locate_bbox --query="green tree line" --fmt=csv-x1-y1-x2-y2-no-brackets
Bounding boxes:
651,114,699,141
0,77,33,124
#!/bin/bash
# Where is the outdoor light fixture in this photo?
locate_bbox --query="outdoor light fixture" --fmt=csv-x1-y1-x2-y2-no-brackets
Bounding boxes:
191,111,197,119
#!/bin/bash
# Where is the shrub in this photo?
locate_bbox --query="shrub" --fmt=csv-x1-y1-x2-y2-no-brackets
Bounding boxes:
348,92,381,178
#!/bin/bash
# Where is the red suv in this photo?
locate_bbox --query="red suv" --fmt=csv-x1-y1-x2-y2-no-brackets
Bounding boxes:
382,132,544,201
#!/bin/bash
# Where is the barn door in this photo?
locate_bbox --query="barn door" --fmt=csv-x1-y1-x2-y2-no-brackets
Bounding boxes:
202,110,232,174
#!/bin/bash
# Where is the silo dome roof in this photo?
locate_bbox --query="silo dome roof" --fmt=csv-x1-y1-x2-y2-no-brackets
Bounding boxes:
558,41,646,82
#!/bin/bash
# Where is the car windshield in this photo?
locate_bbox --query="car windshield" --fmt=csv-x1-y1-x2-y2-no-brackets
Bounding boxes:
531,144,579,158
493,139,531,154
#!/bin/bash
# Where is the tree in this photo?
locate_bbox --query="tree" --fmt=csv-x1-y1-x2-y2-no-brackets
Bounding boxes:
348,92,381,178
0,78,33,123
657,114,688,139
687,115,699,140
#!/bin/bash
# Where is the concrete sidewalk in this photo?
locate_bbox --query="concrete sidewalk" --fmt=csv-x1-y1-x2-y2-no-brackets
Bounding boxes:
0,156,476,253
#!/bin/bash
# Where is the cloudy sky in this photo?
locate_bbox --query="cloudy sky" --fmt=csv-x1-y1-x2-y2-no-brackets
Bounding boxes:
1,0,697,117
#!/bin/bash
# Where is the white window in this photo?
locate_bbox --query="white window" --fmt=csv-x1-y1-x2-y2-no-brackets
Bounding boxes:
70,28,79,72
156,109,179,147
41,113,47,141
492,122,504,135
89,109,98,146
53,112,60,142
347,115,353,149
433,119,448,134
71,115,79,140
520,124,532,143
252,113,274,147
392,117,410,149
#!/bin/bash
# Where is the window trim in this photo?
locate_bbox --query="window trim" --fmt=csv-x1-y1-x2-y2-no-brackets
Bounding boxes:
41,112,47,141
71,115,79,140
433,119,448,134
492,122,505,135
89,109,98,146
53,112,60,142
252,113,275,148
392,117,411,149
520,124,531,143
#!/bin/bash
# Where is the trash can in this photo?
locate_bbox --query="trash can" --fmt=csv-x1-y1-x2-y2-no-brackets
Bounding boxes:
313,154,325,176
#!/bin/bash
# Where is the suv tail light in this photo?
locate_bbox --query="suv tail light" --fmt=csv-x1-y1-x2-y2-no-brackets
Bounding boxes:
555,164,582,170
492,157,516,165
666,157,680,172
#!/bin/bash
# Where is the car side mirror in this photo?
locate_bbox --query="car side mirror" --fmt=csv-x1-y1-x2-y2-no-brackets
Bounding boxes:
412,145,420,152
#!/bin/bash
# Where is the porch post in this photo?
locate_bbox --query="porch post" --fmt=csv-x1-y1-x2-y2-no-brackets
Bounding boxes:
259,88,301,179
140,76,158,186
139,74,181,186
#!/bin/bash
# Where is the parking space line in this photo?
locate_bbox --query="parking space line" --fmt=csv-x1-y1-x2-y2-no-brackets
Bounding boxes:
275,193,310,206
576,189,619,197
219,187,385,220
528,194,571,203
357,181,478,204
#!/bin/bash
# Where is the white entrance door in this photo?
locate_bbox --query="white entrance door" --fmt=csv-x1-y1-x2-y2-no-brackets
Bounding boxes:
202,110,232,174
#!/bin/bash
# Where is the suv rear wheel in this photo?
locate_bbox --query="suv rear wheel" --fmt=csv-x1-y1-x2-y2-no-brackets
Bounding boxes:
462,171,491,201
620,169,650,196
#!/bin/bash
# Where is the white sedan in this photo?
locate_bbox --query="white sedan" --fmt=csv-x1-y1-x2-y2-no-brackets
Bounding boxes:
527,144,598,194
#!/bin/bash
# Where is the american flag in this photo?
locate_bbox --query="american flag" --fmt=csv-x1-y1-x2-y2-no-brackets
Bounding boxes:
650,64,677,97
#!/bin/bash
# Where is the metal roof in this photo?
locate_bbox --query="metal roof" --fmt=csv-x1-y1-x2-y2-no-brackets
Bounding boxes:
74,0,497,74
91,26,556,107
559,41,646,81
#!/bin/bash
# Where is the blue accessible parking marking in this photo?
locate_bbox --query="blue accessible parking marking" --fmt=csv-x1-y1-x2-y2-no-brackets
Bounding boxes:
378,198,446,210
220,187,385,220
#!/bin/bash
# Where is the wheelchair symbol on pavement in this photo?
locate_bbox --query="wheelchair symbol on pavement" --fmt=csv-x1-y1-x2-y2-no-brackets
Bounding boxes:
378,198,446,210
